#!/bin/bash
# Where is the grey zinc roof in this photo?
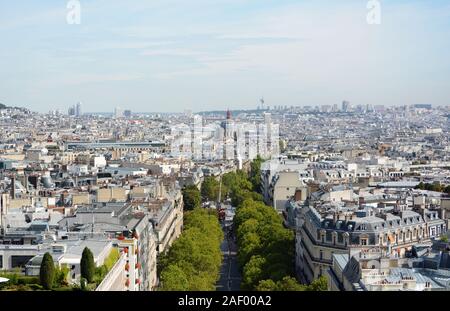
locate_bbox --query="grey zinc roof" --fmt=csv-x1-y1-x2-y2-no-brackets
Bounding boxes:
343,256,362,284
334,254,349,270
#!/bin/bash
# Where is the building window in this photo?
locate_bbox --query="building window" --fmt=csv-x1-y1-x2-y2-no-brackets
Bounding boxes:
430,228,436,237
320,250,323,260
360,238,368,246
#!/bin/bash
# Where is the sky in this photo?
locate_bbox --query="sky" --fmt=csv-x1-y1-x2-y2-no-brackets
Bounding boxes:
0,0,449,113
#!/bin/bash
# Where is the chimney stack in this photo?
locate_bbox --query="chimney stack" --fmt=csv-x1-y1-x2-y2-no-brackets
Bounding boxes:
10,176,15,199
294,189,303,202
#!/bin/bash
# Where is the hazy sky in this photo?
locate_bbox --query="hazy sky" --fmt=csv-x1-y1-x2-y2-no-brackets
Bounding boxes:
0,0,449,113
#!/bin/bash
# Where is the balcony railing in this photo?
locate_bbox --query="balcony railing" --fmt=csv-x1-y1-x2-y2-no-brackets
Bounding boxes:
95,253,127,291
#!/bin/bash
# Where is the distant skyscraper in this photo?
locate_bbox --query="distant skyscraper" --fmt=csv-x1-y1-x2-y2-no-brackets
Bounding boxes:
68,106,75,116
321,105,331,113
114,107,124,118
342,100,350,112
75,102,82,117
124,110,132,118
259,97,265,110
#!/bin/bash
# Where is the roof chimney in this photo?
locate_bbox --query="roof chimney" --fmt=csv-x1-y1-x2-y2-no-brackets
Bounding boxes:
294,189,303,202
10,176,15,199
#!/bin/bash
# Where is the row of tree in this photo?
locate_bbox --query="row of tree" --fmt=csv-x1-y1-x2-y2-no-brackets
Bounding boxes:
182,184,202,210
159,208,224,290
415,182,450,195
182,177,224,210
235,198,309,290
221,170,263,207
227,160,327,291
183,156,264,210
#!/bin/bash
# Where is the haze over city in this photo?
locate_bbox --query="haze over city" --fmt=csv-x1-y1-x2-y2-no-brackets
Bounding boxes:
1,0,450,113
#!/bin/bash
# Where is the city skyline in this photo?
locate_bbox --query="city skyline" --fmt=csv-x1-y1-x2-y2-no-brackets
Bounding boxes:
1,1,450,113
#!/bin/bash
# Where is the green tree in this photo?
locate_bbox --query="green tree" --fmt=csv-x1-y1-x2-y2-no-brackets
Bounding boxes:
238,232,262,266
256,279,278,291
201,177,220,202
276,276,306,291
80,247,95,283
305,276,328,291
232,182,299,290
80,277,87,291
242,255,267,290
182,185,201,211
103,248,120,270
444,185,450,195
160,265,189,291
158,208,223,291
54,264,70,287
249,156,264,193
39,252,55,290
415,182,425,190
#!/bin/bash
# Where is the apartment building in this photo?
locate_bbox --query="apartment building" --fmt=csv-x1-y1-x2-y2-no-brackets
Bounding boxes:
328,245,450,291
292,200,447,283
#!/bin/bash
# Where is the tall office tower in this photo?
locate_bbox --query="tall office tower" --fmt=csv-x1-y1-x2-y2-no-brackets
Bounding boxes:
191,115,203,160
68,105,75,116
124,110,132,118
263,112,272,157
342,100,350,112
260,97,265,110
114,107,124,118
245,123,258,160
75,102,82,117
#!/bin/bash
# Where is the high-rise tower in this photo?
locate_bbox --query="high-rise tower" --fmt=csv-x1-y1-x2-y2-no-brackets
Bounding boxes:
76,102,82,117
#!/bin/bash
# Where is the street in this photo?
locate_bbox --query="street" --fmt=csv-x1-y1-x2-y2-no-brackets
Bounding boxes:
216,223,241,291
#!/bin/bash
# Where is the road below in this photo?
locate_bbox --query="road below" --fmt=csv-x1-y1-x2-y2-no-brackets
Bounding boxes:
216,223,241,291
